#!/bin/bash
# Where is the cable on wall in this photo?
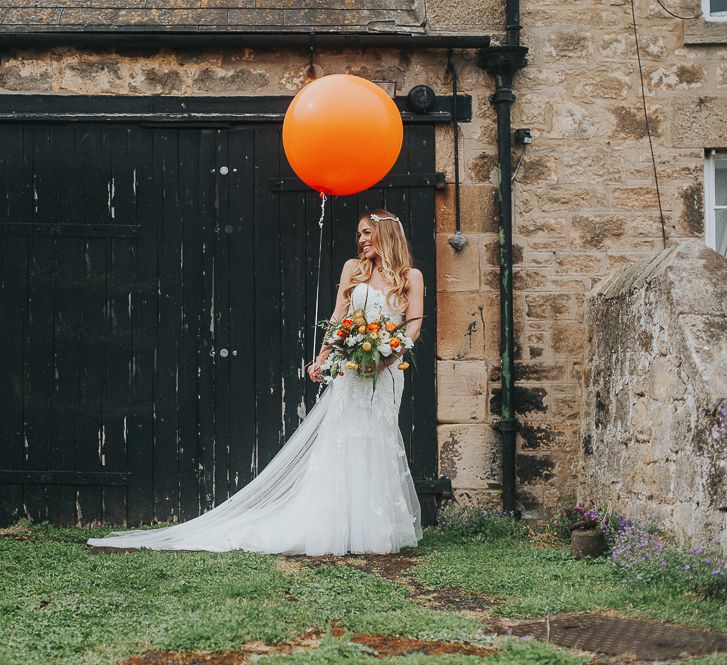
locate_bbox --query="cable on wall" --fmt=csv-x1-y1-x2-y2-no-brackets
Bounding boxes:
654,0,701,20
630,0,668,249
446,49,467,251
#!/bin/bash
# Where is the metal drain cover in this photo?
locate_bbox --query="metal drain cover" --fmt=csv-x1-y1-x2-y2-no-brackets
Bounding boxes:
507,614,727,660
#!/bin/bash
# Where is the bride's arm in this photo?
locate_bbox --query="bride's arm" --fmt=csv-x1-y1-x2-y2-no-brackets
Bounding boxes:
403,268,424,343
380,269,424,370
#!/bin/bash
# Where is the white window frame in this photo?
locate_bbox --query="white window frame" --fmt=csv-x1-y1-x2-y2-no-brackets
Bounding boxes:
703,0,727,21
705,150,727,256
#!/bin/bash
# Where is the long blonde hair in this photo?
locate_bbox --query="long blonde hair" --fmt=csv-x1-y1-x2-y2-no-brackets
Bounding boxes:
343,209,413,313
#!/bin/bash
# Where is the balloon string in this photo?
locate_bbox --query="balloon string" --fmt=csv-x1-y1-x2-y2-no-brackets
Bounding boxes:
311,193,327,371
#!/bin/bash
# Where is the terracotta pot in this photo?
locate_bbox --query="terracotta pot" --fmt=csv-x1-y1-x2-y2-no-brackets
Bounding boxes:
570,527,606,559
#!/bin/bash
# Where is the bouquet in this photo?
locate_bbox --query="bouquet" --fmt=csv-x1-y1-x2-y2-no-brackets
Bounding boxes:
316,307,416,394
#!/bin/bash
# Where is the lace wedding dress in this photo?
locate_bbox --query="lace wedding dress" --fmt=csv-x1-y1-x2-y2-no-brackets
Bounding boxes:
87,282,423,555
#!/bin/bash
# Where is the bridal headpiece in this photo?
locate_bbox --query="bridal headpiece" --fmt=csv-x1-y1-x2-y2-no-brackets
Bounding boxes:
370,213,406,238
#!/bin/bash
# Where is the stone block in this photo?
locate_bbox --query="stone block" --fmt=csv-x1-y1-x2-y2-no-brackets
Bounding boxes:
550,98,599,139
467,151,499,184
0,63,53,92
544,31,594,60
128,65,184,94
672,96,727,148
450,489,502,509
435,185,499,234
571,215,627,250
437,360,487,424
513,269,550,291
546,385,581,421
490,361,565,383
435,233,480,292
438,424,501,489
192,67,270,92
558,148,624,185
571,66,633,100
490,385,548,417
551,322,586,356
550,277,591,292
516,453,555,483
674,182,704,237
480,239,524,267
644,64,706,92
537,187,592,212
611,187,660,210
515,217,567,237
436,292,486,360
512,93,550,127
610,104,665,139
58,58,125,94
517,154,558,185
555,254,604,275
525,294,572,320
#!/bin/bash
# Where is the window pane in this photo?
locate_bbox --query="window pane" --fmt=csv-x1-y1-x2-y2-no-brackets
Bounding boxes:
716,210,727,257
717,159,727,206
711,0,727,13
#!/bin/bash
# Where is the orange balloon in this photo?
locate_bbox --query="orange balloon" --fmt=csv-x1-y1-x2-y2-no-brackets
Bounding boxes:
283,74,403,196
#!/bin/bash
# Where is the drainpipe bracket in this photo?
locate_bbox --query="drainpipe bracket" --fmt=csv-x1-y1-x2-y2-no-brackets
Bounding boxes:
493,418,519,434
476,44,528,77
490,87,516,105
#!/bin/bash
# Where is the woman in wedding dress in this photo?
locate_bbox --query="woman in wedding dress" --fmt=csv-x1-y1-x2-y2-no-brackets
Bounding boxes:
87,209,424,555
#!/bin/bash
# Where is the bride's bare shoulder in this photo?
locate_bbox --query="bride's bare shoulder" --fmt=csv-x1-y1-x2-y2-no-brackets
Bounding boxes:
343,258,359,273
337,258,359,290
406,268,424,289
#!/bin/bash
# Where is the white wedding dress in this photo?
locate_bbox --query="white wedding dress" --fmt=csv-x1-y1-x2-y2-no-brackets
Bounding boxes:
87,282,423,555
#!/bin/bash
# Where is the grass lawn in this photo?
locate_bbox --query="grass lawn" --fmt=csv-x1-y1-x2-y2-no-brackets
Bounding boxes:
1,520,725,664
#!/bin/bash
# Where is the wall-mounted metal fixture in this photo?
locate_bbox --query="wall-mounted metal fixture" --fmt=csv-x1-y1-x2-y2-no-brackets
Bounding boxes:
446,52,467,252
514,128,532,144
407,85,436,113
373,80,397,98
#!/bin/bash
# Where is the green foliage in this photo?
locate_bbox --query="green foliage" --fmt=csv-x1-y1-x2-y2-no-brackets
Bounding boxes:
1,520,725,665
413,532,727,630
607,519,727,600
0,522,485,664
434,503,528,543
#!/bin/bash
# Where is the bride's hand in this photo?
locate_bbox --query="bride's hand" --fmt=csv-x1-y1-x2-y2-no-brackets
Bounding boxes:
307,359,324,382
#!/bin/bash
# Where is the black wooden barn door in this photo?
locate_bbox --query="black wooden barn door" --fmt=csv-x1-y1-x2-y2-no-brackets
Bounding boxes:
0,117,439,528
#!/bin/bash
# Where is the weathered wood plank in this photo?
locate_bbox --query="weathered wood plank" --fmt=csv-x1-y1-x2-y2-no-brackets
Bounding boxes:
177,128,202,521
0,123,26,522
212,129,231,503
253,129,283,468
125,126,155,526
23,125,53,522
46,125,81,526
0,471,131,486
153,128,181,522
278,131,309,452
197,128,216,513
227,128,256,493
102,126,134,527
0,223,143,238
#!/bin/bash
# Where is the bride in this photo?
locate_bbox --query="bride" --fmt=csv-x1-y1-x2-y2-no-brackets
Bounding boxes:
87,209,424,555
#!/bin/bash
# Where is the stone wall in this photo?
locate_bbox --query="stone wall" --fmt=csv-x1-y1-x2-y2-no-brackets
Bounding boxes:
580,240,727,550
1,0,725,516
